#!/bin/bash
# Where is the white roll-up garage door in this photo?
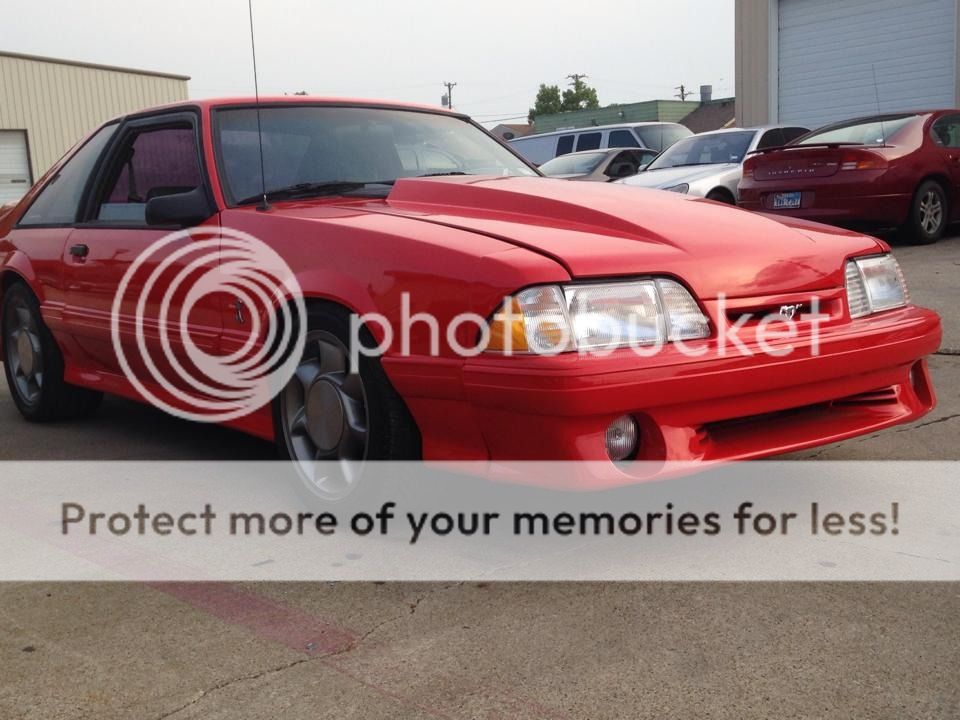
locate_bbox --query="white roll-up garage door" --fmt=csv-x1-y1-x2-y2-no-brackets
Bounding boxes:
778,0,958,129
0,131,32,205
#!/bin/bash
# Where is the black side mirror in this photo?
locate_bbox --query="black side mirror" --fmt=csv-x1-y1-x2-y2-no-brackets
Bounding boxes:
145,187,215,227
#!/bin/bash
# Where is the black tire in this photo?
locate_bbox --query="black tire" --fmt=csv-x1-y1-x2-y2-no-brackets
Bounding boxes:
273,303,420,504
2,281,102,422
901,180,947,245
706,189,735,205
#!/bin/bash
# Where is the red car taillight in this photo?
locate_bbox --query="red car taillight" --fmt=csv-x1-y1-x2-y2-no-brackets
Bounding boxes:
838,149,888,171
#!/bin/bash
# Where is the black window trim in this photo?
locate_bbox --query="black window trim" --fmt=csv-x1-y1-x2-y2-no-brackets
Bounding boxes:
13,122,120,230
76,108,216,230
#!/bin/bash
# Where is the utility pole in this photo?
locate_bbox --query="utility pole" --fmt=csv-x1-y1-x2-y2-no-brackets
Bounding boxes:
675,84,692,101
442,81,457,109
567,73,589,86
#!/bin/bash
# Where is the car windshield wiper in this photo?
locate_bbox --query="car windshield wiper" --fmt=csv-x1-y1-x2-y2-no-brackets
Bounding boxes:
415,171,471,178
236,181,392,205
650,162,721,170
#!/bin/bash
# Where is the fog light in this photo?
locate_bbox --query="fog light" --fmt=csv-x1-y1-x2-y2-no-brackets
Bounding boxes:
605,415,639,461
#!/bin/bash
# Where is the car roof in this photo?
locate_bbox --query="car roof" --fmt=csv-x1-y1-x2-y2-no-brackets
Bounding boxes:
116,96,467,124
514,122,685,139
691,124,806,136
805,110,945,132
544,148,652,159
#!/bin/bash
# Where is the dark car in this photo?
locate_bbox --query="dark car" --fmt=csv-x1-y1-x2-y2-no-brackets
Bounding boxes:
739,111,960,244
538,148,657,182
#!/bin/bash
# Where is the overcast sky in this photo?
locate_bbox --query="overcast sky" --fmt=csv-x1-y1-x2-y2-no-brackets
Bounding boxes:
1,0,734,125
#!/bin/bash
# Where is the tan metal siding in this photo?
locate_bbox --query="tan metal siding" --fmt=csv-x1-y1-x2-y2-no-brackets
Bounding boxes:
735,0,772,127
0,55,188,179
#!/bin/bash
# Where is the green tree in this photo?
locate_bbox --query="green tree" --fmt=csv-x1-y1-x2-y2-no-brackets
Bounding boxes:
528,84,563,123
560,75,600,112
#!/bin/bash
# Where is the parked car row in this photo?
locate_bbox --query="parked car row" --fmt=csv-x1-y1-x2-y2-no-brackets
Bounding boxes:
517,110,959,244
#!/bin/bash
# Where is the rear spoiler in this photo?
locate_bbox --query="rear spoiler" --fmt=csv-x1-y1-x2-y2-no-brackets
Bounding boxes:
746,141,868,155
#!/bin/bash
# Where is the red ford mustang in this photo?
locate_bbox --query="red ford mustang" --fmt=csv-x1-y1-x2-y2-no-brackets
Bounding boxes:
739,110,960,244
0,98,943,495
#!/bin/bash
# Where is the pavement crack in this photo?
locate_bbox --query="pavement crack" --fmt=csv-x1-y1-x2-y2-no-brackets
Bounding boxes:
913,413,960,429
153,655,315,720
335,582,466,657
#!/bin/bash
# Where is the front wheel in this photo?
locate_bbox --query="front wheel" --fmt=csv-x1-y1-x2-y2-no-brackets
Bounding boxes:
705,189,735,205
2,281,102,421
902,180,947,245
274,304,420,503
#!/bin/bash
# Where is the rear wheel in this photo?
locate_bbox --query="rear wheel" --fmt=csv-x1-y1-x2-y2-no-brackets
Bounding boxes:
2,281,102,421
274,304,420,503
902,180,947,245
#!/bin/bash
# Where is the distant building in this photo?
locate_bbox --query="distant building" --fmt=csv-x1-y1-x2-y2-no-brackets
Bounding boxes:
736,0,960,128
488,123,533,141
530,99,700,135
0,51,189,203
679,97,736,133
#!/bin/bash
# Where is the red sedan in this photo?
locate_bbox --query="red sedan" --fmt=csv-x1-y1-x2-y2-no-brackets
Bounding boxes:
0,98,942,496
739,110,960,244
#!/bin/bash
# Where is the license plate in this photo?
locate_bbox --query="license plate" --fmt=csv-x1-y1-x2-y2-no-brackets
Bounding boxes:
772,191,802,209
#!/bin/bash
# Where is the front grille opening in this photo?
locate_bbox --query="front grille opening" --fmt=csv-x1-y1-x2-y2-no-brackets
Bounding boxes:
831,386,899,407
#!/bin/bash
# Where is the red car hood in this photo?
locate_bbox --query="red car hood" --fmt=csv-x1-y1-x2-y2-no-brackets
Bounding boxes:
361,176,884,298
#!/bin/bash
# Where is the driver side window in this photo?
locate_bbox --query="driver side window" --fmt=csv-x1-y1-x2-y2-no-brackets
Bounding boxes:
96,124,202,224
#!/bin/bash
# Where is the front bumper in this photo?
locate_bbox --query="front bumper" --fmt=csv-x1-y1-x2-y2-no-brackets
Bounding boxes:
384,305,941,487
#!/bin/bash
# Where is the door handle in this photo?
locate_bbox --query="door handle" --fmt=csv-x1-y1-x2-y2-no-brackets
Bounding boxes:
69,244,89,259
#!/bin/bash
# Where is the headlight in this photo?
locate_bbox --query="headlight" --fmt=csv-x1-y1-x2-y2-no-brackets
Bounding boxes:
664,183,689,194
845,254,909,319
486,278,710,354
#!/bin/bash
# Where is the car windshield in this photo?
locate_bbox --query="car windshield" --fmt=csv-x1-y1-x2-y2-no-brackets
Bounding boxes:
796,115,916,145
539,152,607,176
215,105,537,204
646,131,756,170
633,124,692,152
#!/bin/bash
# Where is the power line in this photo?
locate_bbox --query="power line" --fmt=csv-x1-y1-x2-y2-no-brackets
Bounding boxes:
675,84,693,101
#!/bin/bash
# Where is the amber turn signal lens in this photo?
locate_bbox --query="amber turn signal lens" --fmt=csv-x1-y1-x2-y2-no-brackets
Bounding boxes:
487,298,529,352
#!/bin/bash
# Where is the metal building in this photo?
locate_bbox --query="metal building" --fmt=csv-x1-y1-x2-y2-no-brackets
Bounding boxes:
0,51,189,203
736,0,960,129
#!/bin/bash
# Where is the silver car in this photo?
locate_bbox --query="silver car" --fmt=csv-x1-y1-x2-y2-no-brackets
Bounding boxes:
616,125,809,204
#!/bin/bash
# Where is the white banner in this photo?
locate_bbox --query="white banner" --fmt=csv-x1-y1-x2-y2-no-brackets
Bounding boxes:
0,461,956,581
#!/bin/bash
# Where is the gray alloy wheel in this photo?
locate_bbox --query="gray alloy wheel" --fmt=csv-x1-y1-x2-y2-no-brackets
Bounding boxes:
918,189,944,236
904,180,947,245
1,281,102,421
4,294,44,407
278,330,370,501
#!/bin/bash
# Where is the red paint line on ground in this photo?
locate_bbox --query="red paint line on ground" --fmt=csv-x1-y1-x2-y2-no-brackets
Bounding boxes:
148,582,355,655
149,582,569,720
